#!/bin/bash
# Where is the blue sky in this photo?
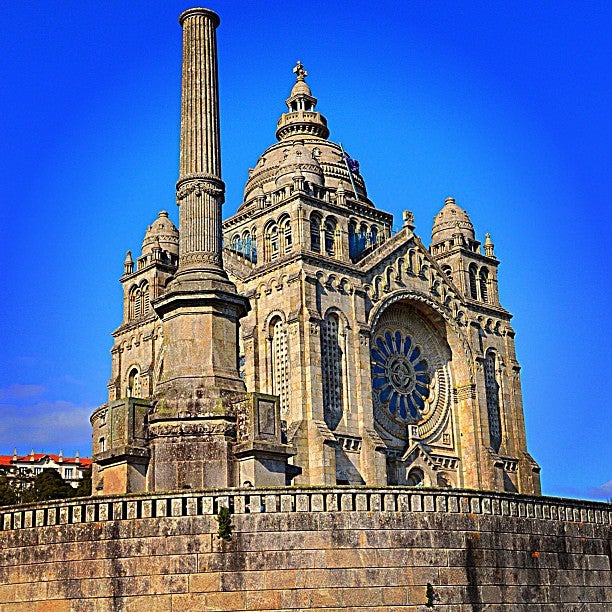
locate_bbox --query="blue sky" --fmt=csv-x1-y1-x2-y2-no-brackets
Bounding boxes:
0,1,610,500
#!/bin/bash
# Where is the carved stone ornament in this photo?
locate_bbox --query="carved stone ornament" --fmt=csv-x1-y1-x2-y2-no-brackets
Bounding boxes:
176,177,225,201
180,252,223,267
149,420,236,438
453,384,476,402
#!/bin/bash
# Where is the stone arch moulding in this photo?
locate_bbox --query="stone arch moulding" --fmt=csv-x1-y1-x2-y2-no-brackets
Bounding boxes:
322,305,351,330
368,289,475,388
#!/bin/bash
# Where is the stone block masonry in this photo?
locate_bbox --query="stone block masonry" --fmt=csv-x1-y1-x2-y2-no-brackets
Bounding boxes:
1,488,610,610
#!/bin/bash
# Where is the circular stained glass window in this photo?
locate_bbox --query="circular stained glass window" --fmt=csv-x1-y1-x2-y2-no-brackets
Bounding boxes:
371,330,431,422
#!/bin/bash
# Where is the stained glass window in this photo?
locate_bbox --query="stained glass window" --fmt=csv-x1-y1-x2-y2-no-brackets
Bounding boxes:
371,331,431,422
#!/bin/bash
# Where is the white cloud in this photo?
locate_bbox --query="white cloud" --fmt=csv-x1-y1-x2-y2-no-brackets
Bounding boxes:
0,401,94,457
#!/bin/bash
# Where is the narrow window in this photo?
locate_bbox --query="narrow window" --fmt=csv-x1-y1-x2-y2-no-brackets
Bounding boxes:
480,268,489,303
269,225,279,260
99,437,106,452
141,283,150,315
321,313,344,430
324,220,336,256
370,225,379,245
484,351,502,452
134,288,142,318
127,368,141,398
270,317,289,416
348,221,357,258
310,215,321,252
469,264,478,299
281,218,292,254
128,288,137,320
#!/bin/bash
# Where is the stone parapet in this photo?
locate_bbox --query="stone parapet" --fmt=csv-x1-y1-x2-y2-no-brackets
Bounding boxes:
0,488,610,609
1,487,610,532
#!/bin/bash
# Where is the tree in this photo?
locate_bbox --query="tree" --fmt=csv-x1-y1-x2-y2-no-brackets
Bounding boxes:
74,467,92,497
28,469,75,502
0,475,18,507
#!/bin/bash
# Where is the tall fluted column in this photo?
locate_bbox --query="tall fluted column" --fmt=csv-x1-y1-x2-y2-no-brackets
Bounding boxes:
149,7,250,493
175,8,226,280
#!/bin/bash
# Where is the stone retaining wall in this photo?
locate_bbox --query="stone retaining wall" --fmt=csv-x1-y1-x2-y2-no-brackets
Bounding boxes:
1,488,610,610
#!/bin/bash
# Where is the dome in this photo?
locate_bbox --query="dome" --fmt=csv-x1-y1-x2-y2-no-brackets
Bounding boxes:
274,142,324,188
431,197,475,244
290,79,312,97
239,63,372,208
142,211,179,255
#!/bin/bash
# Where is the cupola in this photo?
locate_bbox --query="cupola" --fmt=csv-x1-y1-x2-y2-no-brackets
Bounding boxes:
275,61,330,141
141,211,179,256
431,197,475,245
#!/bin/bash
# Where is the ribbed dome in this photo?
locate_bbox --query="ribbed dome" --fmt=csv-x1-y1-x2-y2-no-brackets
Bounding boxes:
290,79,312,97
239,63,372,208
431,197,475,244
275,142,323,188
142,211,179,255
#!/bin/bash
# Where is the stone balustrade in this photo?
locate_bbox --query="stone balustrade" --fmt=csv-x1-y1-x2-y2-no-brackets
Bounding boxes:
2,487,610,532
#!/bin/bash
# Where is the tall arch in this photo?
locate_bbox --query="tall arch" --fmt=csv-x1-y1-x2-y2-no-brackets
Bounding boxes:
484,350,502,452
468,264,478,299
127,366,141,398
279,215,292,255
480,267,489,303
269,315,290,417
321,312,344,430
324,217,337,256
310,213,322,252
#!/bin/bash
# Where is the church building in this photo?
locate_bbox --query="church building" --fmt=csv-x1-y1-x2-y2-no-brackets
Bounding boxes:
90,8,540,497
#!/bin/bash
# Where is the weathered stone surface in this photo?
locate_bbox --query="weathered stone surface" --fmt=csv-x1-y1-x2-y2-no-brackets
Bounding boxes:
2,489,609,609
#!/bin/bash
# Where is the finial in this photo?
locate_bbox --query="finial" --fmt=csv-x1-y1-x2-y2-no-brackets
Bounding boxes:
293,60,307,81
484,233,495,257
158,210,169,218
123,250,134,275
445,196,456,205
402,210,415,230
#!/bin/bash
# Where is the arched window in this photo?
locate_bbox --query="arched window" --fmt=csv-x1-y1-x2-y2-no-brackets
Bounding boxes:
480,268,489,303
248,229,258,263
348,220,357,258
141,282,150,315
270,317,289,416
441,265,452,280
484,351,502,452
324,219,336,256
128,287,137,320
406,467,424,487
468,264,478,299
321,313,344,430
231,234,240,251
280,216,292,255
127,367,141,398
370,225,379,245
265,223,279,261
310,214,321,252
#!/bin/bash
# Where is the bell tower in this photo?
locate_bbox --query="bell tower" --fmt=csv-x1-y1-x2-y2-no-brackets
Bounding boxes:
147,7,250,491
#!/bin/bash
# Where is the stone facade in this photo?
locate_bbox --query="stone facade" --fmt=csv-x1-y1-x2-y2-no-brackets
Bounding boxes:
91,6,540,497
1,489,610,610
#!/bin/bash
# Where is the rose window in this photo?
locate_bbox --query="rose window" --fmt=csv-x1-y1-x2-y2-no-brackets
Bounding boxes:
371,331,431,422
